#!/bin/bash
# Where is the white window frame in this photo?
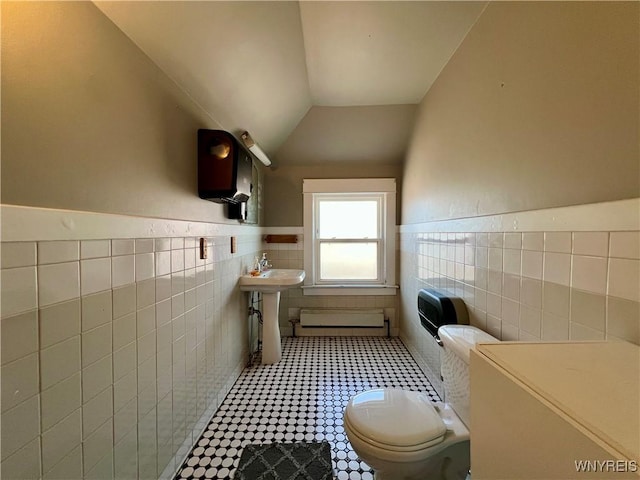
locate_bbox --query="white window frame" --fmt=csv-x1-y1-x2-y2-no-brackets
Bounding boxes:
303,178,397,296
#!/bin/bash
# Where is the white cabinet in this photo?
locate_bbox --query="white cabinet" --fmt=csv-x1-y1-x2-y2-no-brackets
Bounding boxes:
470,341,639,479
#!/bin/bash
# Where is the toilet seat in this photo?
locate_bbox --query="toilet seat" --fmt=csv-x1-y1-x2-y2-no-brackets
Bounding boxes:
345,389,446,452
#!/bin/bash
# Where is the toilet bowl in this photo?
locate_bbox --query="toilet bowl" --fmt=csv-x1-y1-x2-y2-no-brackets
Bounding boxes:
343,325,498,480
344,389,470,480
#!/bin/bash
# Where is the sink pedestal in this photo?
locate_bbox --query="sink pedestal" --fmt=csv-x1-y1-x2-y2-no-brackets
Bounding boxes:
261,291,282,364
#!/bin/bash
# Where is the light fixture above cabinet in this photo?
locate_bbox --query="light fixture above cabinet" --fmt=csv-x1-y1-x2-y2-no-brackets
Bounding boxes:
241,131,272,167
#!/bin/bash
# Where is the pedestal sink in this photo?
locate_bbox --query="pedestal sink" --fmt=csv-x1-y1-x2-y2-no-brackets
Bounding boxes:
239,269,305,364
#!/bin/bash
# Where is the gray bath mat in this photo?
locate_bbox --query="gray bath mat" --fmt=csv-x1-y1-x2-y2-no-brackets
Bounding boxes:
235,441,334,480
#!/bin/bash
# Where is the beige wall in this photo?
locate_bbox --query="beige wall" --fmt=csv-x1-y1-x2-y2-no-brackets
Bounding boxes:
402,2,639,224
265,104,413,227
1,2,262,224
1,4,265,478
94,1,312,154
274,105,417,166
264,164,403,226
399,2,640,398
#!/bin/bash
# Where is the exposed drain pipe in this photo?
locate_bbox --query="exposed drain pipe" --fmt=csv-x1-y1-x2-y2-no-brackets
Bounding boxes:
289,318,300,338
248,306,263,325
247,292,263,367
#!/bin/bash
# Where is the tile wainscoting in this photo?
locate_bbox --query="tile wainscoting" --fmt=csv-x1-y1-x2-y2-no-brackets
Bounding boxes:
0,206,263,480
399,199,640,398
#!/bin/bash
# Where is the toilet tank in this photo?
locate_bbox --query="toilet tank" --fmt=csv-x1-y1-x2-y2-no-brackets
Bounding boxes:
439,325,498,427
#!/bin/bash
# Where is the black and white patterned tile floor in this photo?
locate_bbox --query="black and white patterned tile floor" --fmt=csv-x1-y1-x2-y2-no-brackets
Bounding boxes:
175,336,439,480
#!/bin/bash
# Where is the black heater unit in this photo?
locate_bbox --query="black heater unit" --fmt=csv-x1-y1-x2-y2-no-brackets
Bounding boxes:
418,289,469,345
197,129,253,219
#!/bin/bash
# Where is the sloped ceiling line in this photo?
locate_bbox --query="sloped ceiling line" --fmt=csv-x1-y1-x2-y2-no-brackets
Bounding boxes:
95,1,486,165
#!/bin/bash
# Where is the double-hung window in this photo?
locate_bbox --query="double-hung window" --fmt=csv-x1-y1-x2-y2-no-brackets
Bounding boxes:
303,178,396,296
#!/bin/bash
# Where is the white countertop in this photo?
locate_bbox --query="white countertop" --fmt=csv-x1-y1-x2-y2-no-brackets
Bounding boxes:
476,341,640,461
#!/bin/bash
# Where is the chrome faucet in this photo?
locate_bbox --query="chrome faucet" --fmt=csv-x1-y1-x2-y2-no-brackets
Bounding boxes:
259,253,271,271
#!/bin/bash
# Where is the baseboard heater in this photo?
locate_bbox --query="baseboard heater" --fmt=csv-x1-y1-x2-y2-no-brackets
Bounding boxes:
299,308,385,328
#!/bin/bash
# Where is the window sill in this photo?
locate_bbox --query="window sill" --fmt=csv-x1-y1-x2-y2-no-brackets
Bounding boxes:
301,285,398,296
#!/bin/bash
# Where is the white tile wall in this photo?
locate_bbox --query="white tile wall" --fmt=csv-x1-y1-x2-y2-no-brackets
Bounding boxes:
81,240,111,260
0,310,38,365
2,439,41,480
81,258,112,296
608,258,640,302
40,337,81,391
1,242,37,269
544,232,572,253
610,232,640,259
522,250,543,280
2,266,38,317
40,300,81,349
1,230,262,480
572,232,609,257
112,255,135,288
400,224,640,395
1,353,40,412
112,240,135,257
401,229,640,346
544,252,571,286
135,253,155,282
40,262,81,306
44,445,81,480
41,373,81,432
38,241,80,265
522,232,544,251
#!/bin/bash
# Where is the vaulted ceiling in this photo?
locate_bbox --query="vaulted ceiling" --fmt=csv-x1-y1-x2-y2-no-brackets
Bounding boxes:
95,1,486,166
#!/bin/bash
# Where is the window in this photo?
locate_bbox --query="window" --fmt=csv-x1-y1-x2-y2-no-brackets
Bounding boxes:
303,178,397,296
316,195,382,282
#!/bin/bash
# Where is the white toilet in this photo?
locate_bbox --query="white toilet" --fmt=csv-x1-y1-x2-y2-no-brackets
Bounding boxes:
343,325,498,480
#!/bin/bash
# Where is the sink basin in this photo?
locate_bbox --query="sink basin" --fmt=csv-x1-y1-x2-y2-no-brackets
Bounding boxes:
239,269,305,293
